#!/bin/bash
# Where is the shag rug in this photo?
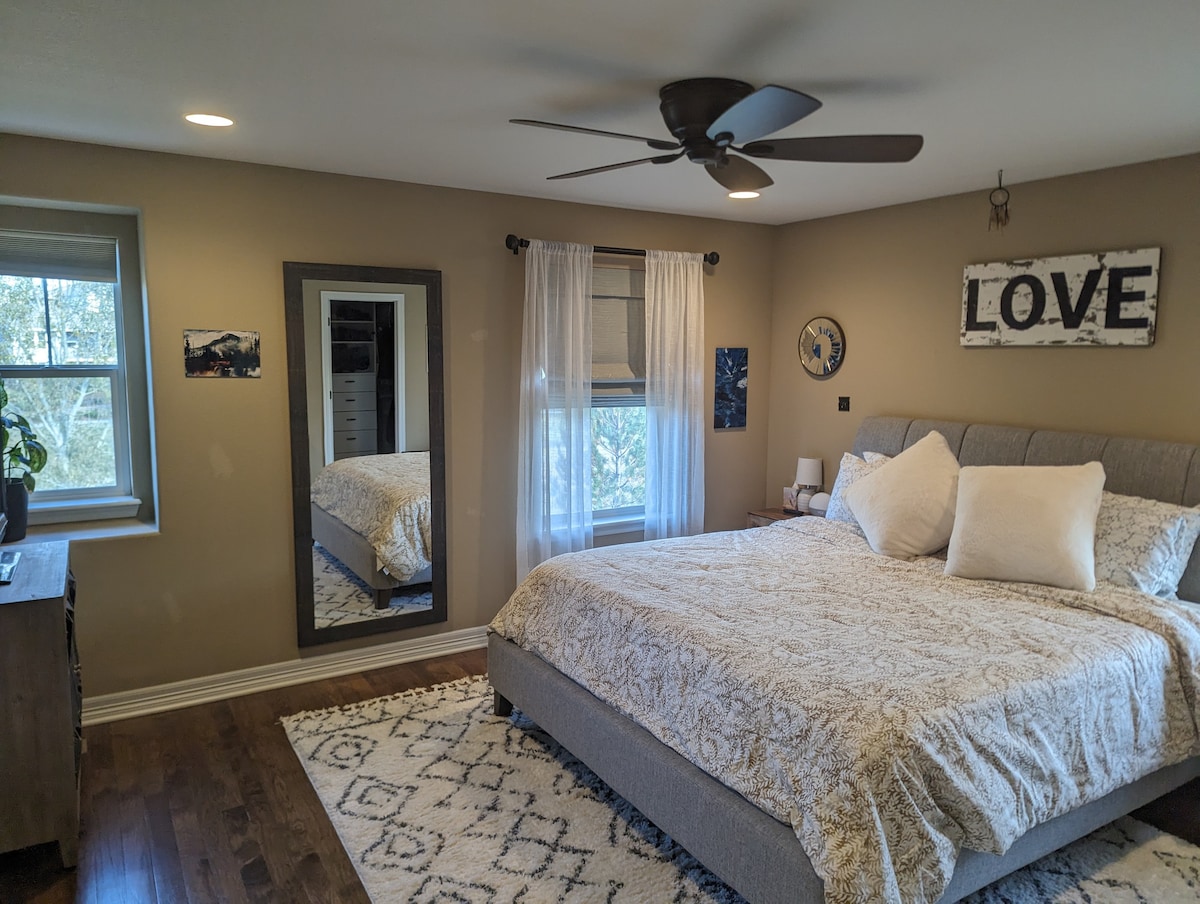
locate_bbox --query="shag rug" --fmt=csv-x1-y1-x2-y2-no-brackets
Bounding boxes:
311,542,432,630
282,677,1200,903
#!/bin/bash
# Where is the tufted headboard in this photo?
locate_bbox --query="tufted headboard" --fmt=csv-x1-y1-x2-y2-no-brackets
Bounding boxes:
851,415,1200,604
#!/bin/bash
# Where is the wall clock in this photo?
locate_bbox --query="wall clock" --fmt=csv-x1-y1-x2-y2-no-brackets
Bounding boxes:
798,316,846,377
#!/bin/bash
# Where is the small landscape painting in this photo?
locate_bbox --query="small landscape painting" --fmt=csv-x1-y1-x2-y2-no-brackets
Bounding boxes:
714,346,748,430
184,329,262,378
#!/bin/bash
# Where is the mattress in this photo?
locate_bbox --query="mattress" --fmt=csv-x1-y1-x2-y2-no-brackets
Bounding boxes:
309,451,433,582
489,516,1200,904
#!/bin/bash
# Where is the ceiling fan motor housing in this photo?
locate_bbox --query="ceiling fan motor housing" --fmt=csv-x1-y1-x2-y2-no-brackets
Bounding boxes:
659,78,753,164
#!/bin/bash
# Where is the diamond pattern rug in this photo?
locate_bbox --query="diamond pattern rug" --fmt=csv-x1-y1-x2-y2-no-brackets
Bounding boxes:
282,677,1200,903
312,542,432,630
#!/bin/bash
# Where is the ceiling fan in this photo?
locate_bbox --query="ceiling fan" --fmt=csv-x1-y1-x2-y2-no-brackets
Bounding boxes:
512,78,923,194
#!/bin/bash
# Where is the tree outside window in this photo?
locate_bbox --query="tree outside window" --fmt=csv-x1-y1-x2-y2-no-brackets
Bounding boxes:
0,274,121,492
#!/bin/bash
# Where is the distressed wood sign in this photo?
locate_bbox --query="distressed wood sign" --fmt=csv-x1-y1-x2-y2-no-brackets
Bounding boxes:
961,247,1159,346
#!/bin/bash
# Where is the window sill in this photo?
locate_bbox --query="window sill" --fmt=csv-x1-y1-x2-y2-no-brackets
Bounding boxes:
29,495,143,525
593,514,644,539
14,517,159,545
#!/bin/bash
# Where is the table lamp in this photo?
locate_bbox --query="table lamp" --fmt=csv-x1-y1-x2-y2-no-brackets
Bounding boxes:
793,457,824,513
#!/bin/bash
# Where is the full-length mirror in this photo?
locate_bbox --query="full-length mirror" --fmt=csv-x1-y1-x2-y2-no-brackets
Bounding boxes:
284,262,446,646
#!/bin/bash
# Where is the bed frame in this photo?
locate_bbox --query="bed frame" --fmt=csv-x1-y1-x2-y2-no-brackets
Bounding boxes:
311,502,433,609
489,415,1200,904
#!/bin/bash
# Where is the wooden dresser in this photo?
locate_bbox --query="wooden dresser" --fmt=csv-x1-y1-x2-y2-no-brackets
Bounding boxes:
0,540,80,867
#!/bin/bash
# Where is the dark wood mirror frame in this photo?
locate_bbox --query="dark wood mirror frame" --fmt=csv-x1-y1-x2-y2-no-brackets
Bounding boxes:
283,261,447,646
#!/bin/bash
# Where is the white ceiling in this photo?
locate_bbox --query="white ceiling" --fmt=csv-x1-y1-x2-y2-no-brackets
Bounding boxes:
3,1,1198,226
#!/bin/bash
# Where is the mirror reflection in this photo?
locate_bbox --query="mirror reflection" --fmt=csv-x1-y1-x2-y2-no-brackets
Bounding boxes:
284,263,446,646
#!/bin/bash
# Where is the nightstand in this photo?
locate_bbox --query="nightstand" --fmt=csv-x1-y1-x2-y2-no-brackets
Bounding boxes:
746,507,802,529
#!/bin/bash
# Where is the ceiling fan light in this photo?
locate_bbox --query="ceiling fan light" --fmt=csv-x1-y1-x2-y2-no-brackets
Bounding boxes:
185,113,234,127
729,190,760,199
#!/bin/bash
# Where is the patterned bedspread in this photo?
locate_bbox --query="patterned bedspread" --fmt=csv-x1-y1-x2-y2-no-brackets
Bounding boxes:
310,452,432,582
489,517,1200,904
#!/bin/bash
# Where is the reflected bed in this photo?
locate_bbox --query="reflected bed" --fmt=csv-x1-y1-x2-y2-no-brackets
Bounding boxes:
310,451,433,609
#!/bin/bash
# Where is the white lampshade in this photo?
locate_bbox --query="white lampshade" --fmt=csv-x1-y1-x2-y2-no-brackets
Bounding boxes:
794,457,823,489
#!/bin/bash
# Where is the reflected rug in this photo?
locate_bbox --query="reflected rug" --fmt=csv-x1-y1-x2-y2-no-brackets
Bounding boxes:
311,542,432,630
282,677,1200,903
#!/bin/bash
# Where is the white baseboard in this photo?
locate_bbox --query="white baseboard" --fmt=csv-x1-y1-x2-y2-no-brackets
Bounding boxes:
82,625,489,726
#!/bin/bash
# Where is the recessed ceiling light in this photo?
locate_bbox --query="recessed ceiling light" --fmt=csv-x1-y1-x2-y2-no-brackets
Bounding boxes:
728,190,760,200
185,113,234,127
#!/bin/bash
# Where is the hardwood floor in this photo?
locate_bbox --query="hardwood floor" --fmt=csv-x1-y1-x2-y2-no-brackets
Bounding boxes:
2,644,1198,903
0,648,487,904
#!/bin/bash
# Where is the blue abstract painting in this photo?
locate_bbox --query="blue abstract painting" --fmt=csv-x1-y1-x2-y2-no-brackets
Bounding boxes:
714,347,748,430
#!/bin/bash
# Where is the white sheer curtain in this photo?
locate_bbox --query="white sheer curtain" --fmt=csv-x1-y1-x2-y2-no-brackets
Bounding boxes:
644,249,705,539
516,239,595,582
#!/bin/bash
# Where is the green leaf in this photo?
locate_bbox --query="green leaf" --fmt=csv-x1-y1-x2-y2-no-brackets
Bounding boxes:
22,472,35,492
25,440,47,474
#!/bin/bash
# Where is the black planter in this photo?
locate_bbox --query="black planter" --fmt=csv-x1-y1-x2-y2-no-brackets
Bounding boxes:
2,479,28,543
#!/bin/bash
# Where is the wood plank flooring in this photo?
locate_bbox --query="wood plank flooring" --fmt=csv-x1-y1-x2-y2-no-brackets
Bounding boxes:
0,648,486,904
1,644,1198,903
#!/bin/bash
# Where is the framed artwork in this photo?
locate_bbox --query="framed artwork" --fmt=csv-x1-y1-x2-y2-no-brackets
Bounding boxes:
714,347,748,430
184,329,262,378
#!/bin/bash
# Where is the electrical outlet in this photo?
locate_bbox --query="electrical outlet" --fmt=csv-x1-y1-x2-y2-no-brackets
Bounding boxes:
838,396,850,412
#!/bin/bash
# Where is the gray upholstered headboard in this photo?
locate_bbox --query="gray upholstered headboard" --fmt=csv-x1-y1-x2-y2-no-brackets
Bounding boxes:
852,416,1200,604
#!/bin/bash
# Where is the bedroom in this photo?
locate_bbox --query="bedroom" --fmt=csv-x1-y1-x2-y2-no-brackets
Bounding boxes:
1,1,1198,901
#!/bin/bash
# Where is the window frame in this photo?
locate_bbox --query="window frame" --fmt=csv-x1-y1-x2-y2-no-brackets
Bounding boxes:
0,204,154,529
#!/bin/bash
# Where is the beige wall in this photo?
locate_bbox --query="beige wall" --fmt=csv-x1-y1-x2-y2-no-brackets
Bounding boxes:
0,134,775,695
765,153,1200,504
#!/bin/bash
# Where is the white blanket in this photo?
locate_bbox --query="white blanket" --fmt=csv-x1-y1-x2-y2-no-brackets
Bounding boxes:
310,452,432,582
489,517,1200,904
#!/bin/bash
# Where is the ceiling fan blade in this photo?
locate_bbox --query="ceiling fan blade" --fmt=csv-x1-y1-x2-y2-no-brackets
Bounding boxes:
705,155,774,192
706,85,822,145
510,119,680,151
546,152,684,181
741,134,924,163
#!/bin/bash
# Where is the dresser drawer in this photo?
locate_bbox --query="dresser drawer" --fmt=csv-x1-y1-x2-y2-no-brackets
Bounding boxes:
331,373,376,392
334,429,377,455
331,409,377,431
332,391,376,412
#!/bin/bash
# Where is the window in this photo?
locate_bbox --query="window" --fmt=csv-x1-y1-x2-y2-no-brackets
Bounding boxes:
0,205,153,526
591,265,646,525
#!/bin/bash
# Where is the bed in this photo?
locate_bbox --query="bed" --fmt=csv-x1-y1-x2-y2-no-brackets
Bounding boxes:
310,451,434,609
487,415,1200,904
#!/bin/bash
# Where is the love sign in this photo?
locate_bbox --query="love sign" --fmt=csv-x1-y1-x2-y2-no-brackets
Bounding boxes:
961,247,1159,346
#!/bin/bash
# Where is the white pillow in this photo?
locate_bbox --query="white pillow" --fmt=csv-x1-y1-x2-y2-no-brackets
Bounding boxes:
825,452,888,524
945,462,1106,592
1094,492,1200,598
863,451,892,464
843,431,960,559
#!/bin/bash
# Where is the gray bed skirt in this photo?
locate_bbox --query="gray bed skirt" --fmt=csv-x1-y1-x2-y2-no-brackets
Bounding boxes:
489,637,1200,904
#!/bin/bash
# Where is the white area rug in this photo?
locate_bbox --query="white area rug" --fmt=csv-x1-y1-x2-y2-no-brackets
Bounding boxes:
282,677,1200,903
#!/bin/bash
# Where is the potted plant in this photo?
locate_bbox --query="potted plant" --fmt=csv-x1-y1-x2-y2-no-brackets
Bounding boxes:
0,377,48,542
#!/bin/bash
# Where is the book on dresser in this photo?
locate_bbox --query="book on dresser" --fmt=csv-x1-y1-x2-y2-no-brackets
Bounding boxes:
0,540,80,868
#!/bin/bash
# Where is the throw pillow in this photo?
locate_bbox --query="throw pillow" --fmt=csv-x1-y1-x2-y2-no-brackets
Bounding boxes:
945,462,1106,592
1094,492,1200,598
843,431,961,559
826,452,888,525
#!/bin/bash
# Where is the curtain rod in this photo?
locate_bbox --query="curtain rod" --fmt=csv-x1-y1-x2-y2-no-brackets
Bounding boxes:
504,234,719,267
